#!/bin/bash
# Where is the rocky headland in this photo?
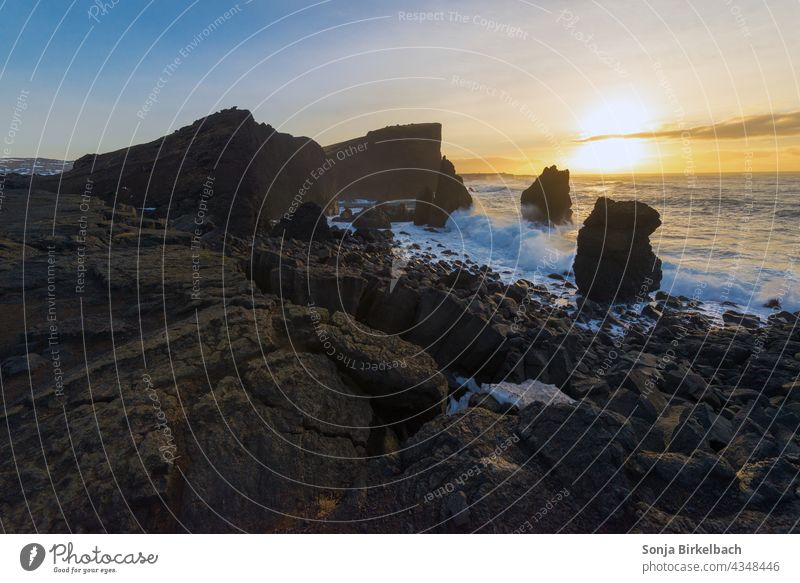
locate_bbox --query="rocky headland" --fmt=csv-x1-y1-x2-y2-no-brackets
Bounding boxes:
323,123,443,202
9,107,335,239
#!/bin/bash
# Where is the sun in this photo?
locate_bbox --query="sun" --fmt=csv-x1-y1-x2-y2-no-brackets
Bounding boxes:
578,98,653,137
569,99,655,172
570,138,649,173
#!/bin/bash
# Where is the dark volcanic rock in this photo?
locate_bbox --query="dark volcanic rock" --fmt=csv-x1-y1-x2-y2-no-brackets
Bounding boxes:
517,401,637,512
352,207,391,230
25,107,334,238
270,202,331,242
5,182,800,534
321,312,448,425
414,157,473,228
324,123,442,201
722,310,761,329
573,196,662,302
413,186,434,226
521,165,572,224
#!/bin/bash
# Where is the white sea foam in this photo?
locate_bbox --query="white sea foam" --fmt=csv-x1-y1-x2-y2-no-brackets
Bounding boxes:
332,174,800,320
385,173,800,319
447,376,574,415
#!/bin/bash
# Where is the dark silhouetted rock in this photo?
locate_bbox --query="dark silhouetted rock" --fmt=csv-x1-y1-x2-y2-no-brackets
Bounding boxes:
722,310,761,329
270,202,331,242
352,207,391,230
382,201,415,222
26,108,334,238
521,165,572,224
414,157,473,228
573,197,662,302
413,186,434,226
324,123,442,201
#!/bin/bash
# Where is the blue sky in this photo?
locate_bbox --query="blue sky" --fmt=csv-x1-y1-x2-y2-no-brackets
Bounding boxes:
2,0,799,172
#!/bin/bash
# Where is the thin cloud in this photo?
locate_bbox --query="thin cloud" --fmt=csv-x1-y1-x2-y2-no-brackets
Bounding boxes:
577,111,800,142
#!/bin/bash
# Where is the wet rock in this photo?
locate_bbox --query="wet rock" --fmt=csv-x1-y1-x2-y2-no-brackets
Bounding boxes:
520,165,572,224
352,207,391,230
722,310,761,330
573,197,662,303
439,269,486,293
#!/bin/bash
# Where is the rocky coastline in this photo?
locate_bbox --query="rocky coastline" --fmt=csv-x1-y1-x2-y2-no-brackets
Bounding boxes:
1,111,798,534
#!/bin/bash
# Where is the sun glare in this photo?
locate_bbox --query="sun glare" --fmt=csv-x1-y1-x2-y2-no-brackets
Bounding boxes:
579,99,653,137
570,100,654,172
570,138,649,173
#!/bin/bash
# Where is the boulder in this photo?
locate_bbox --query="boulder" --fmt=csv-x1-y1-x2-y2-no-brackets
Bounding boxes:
573,197,662,302
270,202,331,242
382,201,415,222
516,400,637,510
722,310,761,330
737,456,800,507
521,165,572,224
1,354,47,377
629,450,738,512
352,207,391,230
320,312,448,425
332,208,354,222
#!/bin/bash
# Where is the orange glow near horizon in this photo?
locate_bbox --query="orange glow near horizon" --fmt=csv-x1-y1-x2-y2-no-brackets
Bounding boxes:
569,138,650,172
568,100,654,172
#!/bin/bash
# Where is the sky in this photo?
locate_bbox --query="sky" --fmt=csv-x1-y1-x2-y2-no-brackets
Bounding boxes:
1,0,799,175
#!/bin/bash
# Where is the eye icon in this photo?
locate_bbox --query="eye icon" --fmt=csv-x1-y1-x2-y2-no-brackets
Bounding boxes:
20,543,46,571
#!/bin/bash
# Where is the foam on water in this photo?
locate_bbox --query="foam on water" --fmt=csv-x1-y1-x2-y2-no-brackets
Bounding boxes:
387,173,800,319
446,376,575,415
393,210,575,283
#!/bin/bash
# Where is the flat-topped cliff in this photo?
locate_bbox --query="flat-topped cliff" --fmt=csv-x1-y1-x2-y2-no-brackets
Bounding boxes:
324,123,443,200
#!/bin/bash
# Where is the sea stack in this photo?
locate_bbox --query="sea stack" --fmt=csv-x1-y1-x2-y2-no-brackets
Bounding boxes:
521,165,572,224
573,197,662,302
413,156,473,228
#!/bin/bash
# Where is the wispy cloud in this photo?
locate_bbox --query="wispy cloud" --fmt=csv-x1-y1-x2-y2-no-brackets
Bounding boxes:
578,111,800,142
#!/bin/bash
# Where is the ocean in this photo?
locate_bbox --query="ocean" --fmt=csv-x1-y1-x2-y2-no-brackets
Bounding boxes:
391,172,800,320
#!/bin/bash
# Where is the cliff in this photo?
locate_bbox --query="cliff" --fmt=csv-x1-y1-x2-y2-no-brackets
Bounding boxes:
24,108,334,238
323,123,443,200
